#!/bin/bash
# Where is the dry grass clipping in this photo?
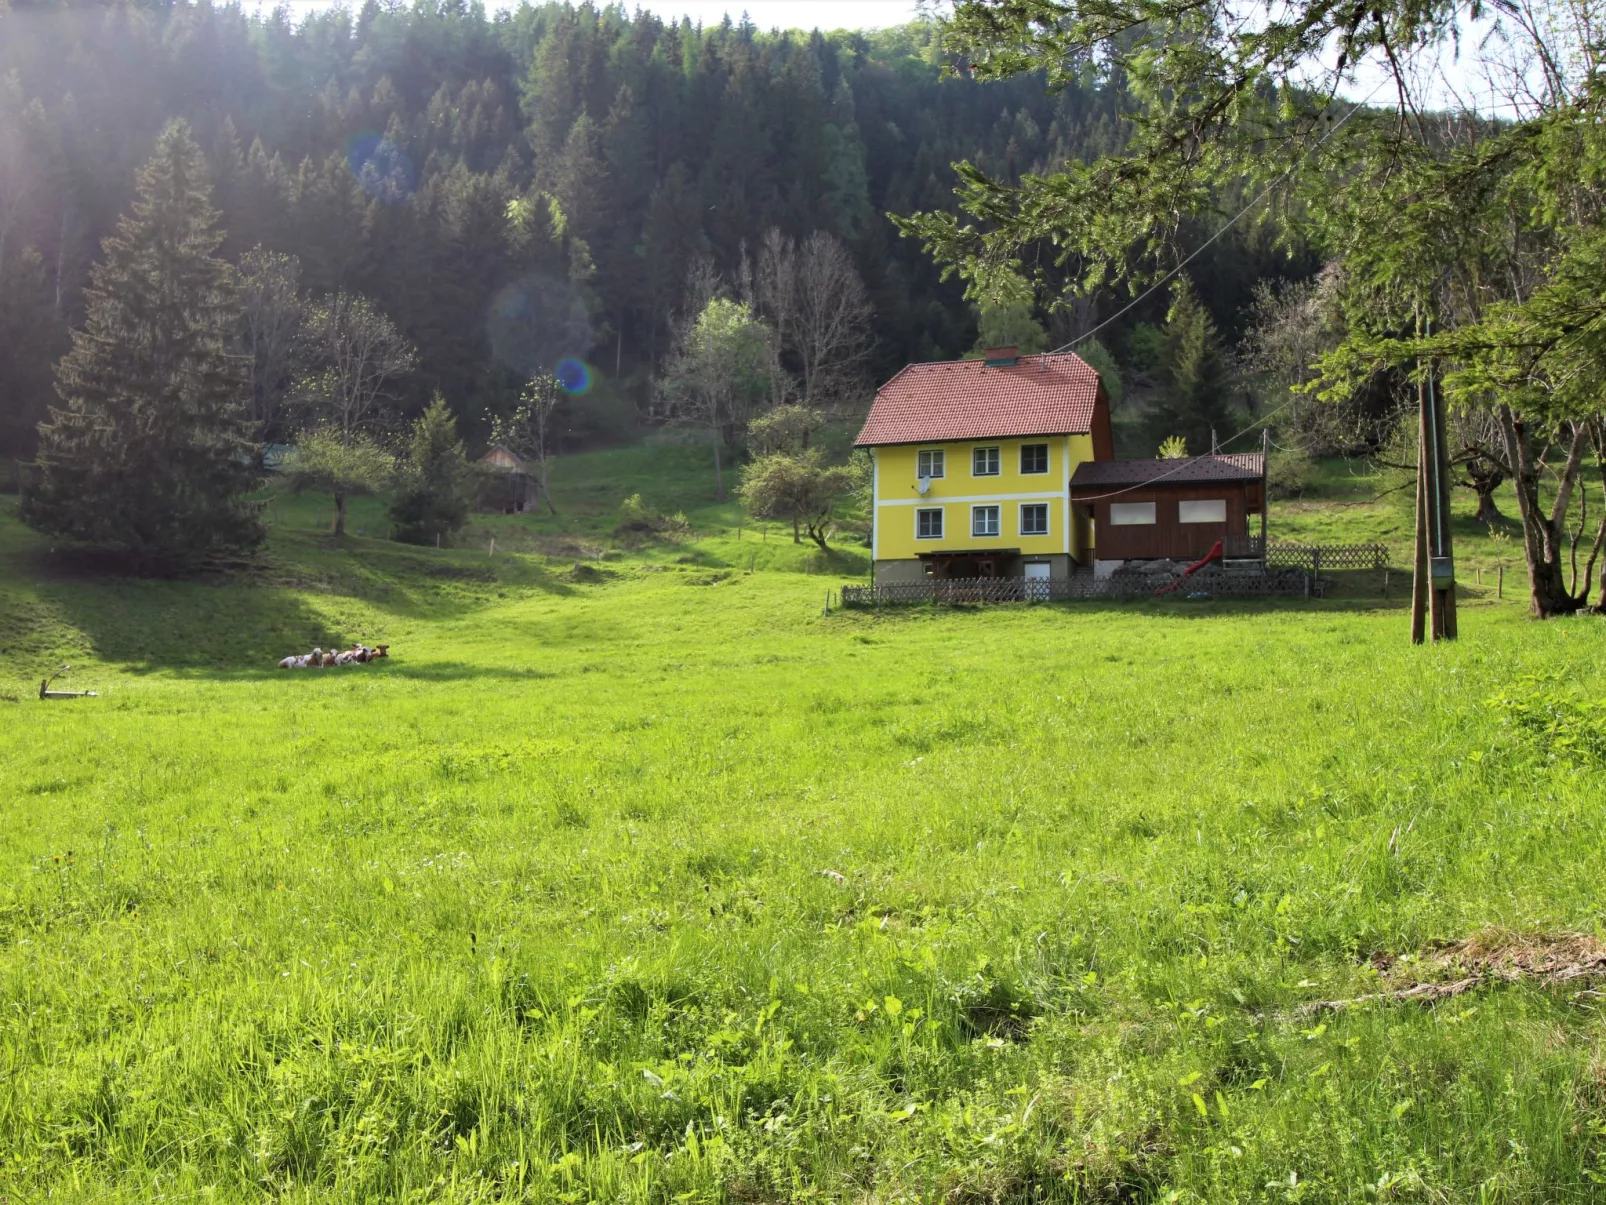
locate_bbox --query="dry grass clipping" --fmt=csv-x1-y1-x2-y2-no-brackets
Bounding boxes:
1305,929,1606,1014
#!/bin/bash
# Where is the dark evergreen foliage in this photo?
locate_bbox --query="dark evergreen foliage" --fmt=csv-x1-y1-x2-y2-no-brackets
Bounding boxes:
0,3,1306,462
1148,278,1236,455
391,395,470,544
22,120,262,569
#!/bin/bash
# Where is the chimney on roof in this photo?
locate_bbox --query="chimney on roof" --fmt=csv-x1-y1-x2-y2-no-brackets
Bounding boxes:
983,345,1020,367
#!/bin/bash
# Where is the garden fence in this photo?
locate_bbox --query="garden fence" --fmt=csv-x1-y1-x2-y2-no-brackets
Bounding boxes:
839,568,1315,608
1266,542,1389,571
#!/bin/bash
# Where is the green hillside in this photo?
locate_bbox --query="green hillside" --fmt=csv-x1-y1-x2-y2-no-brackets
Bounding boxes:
2,455,1604,1203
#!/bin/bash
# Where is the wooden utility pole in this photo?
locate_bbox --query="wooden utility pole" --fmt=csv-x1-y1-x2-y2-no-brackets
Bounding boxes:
1427,360,1458,638
1260,428,1269,565
1411,375,1430,643
1411,347,1457,643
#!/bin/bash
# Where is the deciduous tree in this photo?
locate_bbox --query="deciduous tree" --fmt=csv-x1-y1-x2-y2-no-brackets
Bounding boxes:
659,294,772,499
281,425,394,538
295,291,416,441
237,246,305,442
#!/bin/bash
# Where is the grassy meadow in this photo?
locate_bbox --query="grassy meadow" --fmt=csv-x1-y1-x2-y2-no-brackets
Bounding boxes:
3,442,1606,1203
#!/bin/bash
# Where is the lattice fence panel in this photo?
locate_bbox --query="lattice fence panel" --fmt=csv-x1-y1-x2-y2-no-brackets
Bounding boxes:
1267,542,1389,571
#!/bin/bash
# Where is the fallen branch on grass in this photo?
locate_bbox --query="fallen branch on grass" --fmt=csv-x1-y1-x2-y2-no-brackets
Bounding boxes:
1299,930,1606,1015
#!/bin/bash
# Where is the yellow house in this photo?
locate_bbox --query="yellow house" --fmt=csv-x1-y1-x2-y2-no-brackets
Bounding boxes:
855,346,1114,583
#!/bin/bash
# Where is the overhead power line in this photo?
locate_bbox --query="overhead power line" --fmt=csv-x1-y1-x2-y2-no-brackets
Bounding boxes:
1048,78,1392,358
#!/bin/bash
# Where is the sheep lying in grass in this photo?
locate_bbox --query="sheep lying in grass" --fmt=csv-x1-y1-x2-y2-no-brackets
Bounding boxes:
276,644,388,669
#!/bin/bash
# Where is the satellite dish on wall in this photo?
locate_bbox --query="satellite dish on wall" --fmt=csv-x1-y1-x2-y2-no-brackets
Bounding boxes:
916,476,931,495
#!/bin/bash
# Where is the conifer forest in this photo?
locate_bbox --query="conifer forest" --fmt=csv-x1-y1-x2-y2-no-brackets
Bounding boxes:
0,0,1304,463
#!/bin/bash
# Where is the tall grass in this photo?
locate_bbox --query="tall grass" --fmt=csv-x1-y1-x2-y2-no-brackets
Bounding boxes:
2,471,1605,1202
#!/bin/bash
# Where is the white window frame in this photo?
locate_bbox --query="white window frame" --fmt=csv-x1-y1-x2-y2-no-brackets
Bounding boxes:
916,448,945,479
972,504,1001,538
971,446,1001,477
1108,501,1157,526
915,507,944,540
1019,443,1050,475
1179,499,1228,524
1019,502,1049,536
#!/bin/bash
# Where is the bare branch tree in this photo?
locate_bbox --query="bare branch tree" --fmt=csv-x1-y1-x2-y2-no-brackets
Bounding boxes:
296,291,416,443
490,373,561,515
238,246,305,441
754,228,873,410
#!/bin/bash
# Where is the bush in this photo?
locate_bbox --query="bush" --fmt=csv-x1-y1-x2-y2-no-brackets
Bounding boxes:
1266,448,1317,499
615,494,688,539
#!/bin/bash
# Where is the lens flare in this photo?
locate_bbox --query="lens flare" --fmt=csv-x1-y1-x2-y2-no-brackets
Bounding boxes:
346,133,416,204
555,358,593,395
486,275,594,377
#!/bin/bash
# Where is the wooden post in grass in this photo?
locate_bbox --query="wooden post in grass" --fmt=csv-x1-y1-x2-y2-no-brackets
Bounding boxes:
1498,563,1504,598
1411,373,1430,644
489,536,496,557
1426,354,1458,639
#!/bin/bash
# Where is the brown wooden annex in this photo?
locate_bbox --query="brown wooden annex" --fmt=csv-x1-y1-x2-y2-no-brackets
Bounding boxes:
1069,454,1266,564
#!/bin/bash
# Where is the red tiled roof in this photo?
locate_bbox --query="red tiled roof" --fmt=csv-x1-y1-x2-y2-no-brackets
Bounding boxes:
855,352,1102,447
1069,453,1265,490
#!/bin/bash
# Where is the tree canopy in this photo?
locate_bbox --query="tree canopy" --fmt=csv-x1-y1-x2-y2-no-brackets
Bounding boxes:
22,119,261,569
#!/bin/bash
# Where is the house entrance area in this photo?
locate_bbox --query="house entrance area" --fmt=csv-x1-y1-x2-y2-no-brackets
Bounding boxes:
922,549,1021,579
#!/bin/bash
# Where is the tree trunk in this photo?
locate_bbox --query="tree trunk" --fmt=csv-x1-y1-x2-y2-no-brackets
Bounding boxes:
806,520,829,552
1495,407,1586,618
1473,483,1502,525
711,436,723,501
792,513,800,544
537,456,556,515
333,491,347,537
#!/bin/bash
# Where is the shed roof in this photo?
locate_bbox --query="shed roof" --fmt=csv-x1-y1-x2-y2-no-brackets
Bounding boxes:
1069,453,1265,490
480,444,528,473
855,352,1102,447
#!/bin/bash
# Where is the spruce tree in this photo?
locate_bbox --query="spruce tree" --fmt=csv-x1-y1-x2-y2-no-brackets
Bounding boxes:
390,395,470,544
1148,277,1234,455
23,120,261,570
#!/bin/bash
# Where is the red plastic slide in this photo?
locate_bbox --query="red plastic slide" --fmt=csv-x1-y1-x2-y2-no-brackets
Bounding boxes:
1153,539,1224,595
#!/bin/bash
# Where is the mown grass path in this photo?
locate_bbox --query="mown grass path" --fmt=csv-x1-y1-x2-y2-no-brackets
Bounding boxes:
3,494,1606,1203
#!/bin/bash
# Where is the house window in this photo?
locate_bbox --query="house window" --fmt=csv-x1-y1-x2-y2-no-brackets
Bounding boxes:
1109,501,1157,525
917,449,945,479
1179,499,1228,524
1020,443,1049,474
915,507,944,539
972,505,1001,537
972,446,1000,476
1020,503,1049,536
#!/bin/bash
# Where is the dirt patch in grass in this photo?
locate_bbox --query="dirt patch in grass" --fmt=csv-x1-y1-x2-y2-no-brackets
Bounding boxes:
1314,930,1606,1013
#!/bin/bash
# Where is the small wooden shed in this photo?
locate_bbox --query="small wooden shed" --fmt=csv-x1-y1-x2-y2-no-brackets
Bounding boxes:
1070,453,1266,566
479,444,531,513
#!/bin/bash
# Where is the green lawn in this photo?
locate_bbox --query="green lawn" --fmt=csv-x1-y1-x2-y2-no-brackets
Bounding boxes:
2,460,1606,1203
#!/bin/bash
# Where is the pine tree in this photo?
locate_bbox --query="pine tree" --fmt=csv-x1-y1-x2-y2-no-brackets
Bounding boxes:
23,120,261,570
1148,277,1233,454
390,394,470,544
